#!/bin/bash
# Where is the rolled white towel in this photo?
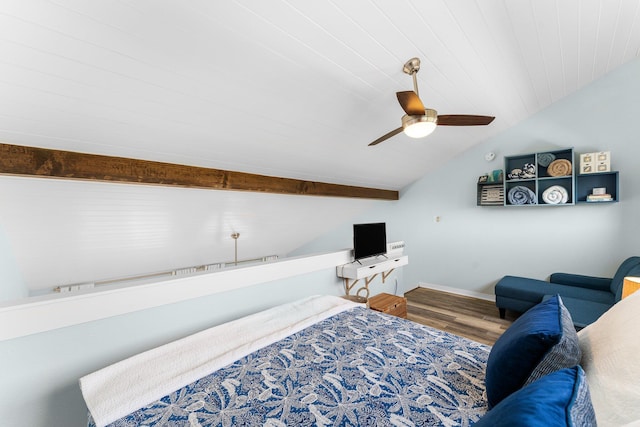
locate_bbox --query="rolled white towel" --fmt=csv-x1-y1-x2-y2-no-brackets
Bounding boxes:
542,185,569,204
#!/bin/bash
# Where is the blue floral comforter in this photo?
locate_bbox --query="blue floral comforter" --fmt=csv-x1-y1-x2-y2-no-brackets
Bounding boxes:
92,307,490,426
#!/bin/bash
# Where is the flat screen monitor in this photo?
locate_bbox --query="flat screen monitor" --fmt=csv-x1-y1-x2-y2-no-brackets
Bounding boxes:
353,222,386,261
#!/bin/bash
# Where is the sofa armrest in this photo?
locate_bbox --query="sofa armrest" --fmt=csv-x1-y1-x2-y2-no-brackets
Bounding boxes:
549,273,612,292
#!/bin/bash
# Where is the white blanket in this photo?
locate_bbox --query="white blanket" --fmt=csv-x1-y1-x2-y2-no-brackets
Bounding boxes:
79,295,360,427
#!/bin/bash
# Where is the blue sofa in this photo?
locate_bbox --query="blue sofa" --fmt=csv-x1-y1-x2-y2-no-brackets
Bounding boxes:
495,256,640,328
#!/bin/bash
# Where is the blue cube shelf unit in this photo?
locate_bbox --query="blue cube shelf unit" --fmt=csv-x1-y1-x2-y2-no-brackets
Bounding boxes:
576,171,619,203
477,148,619,207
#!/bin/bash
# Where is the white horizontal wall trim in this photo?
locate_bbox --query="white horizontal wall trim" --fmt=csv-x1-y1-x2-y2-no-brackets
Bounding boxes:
418,282,495,302
0,250,352,342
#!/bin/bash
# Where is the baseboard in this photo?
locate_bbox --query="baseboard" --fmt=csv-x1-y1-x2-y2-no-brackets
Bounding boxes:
416,282,495,302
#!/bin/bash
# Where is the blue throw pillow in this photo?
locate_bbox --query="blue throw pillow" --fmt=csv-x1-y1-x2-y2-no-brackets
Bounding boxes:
485,295,581,408
475,366,596,427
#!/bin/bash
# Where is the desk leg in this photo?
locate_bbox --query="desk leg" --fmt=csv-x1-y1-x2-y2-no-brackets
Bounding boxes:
344,277,374,299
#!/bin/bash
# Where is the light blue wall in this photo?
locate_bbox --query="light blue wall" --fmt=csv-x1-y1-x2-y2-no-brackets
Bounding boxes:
399,57,639,294
297,58,640,296
0,268,346,427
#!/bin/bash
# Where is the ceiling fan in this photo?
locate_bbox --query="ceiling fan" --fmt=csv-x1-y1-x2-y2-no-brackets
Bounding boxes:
368,57,495,146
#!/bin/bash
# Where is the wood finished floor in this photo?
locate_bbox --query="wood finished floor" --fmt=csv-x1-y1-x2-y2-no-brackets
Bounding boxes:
404,287,519,346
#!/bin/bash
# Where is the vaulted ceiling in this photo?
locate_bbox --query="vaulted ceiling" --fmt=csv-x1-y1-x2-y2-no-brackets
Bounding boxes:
2,0,639,191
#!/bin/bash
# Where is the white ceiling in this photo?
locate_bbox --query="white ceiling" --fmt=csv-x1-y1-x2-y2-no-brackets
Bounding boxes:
1,0,639,191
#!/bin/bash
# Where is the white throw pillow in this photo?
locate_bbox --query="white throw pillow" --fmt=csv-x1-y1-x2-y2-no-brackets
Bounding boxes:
578,290,640,426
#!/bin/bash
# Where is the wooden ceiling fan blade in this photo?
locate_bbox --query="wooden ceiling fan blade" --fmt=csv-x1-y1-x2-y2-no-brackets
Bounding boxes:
437,115,495,126
396,91,425,115
368,127,403,146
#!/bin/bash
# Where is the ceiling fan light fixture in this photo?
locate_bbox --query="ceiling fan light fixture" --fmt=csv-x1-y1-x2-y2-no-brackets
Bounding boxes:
402,109,438,138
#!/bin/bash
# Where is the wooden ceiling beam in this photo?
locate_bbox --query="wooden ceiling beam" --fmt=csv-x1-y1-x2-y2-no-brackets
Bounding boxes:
0,143,398,200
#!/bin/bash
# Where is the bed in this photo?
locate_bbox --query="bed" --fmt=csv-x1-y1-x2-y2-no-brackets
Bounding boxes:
80,295,490,426
81,292,640,426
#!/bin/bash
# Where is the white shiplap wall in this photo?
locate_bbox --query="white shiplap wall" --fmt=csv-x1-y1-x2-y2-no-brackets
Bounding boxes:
0,175,381,296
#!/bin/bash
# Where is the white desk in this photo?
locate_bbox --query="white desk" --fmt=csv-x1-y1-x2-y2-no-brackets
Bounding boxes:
336,255,408,299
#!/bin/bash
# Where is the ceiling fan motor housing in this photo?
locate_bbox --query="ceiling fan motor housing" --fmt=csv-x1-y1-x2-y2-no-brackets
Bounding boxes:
402,109,438,138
